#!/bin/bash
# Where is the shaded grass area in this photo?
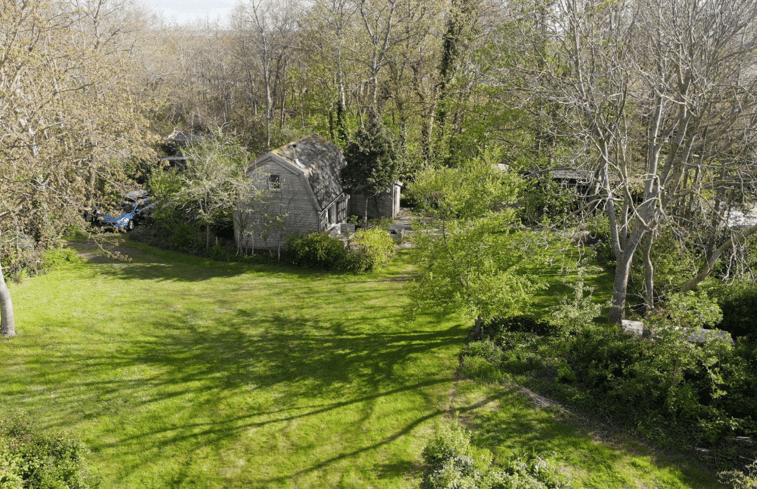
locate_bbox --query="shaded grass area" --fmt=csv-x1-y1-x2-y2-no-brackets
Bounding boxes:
451,382,722,488
3,245,466,488
1,241,722,487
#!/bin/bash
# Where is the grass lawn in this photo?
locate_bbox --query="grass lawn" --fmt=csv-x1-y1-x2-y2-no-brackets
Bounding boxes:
0,240,722,488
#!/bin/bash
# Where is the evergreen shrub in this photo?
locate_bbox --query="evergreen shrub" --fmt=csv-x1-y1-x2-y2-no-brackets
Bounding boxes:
168,222,200,253
286,232,348,270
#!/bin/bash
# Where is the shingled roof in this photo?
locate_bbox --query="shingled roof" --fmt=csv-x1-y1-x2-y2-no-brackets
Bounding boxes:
270,133,346,210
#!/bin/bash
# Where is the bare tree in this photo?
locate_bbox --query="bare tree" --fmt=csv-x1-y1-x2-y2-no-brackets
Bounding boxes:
353,0,436,109
232,0,300,150
503,0,757,323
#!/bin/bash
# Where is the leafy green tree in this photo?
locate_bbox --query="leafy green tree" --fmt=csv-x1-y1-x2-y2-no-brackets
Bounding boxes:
150,134,251,253
341,109,400,225
410,150,557,337
411,147,519,222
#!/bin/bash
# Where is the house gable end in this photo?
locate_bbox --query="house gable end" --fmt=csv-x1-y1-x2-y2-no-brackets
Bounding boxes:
272,133,346,211
247,152,322,214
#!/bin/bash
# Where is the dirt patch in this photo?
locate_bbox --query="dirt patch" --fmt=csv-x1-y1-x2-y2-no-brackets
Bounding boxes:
516,386,565,410
67,240,145,263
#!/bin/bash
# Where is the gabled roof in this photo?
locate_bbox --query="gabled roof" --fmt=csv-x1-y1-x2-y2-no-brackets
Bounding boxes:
268,133,346,210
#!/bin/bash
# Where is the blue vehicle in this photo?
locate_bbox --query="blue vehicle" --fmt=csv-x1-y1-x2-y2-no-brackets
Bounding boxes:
87,190,155,231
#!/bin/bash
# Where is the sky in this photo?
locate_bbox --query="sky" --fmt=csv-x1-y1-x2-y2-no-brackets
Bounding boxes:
146,0,236,25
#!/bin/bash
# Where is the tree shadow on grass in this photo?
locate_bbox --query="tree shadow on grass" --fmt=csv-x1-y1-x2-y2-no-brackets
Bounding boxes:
5,243,471,485
7,304,470,485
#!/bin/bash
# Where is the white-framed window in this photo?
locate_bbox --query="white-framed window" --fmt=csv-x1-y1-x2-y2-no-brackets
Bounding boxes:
268,174,281,190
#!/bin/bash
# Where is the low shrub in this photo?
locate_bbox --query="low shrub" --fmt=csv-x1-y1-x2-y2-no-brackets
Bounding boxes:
718,460,757,489
647,290,722,329
208,241,238,262
169,223,200,253
0,417,100,488
481,315,559,338
347,228,395,272
420,423,572,489
422,423,476,471
286,232,348,270
368,217,395,231
42,247,81,268
495,451,574,489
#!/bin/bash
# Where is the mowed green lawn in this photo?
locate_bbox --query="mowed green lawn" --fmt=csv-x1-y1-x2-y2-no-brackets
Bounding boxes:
1,242,722,488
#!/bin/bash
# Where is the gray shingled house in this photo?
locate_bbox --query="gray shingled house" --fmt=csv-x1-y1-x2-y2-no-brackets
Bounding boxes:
235,133,350,250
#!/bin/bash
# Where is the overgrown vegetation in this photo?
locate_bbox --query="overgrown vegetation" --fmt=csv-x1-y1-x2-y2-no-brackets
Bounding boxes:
461,298,757,472
420,423,573,489
286,228,395,272
146,133,251,254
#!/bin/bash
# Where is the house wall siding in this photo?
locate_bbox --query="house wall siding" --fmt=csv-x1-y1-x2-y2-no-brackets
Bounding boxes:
237,159,321,249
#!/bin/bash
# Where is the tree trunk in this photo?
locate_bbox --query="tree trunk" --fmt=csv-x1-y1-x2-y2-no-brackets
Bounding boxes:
363,194,369,226
608,243,639,325
682,222,757,292
474,316,483,340
641,232,654,313
0,259,16,338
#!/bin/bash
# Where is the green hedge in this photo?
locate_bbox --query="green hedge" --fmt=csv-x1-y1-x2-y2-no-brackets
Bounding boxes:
286,232,348,270
347,228,395,272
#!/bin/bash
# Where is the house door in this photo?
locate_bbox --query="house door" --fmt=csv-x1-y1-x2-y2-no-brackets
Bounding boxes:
328,204,336,225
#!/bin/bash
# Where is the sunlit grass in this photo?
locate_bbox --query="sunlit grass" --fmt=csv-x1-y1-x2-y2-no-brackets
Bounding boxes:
0,240,721,487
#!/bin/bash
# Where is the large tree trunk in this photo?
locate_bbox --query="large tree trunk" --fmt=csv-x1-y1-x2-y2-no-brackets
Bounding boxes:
0,260,16,338
608,241,641,325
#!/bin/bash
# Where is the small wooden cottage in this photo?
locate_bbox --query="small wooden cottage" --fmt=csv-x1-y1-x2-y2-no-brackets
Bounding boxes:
236,133,350,250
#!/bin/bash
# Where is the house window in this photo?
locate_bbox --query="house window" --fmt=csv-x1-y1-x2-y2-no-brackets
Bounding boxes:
268,174,281,190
